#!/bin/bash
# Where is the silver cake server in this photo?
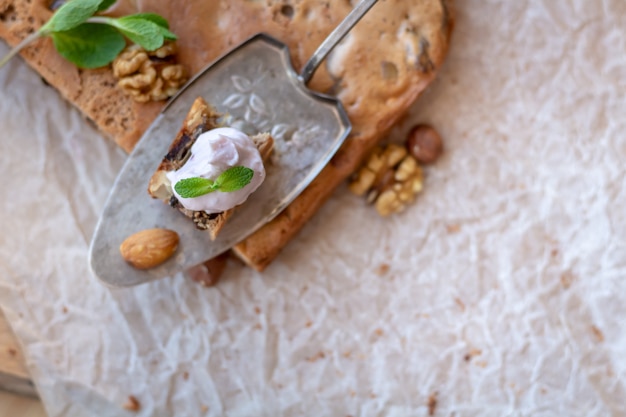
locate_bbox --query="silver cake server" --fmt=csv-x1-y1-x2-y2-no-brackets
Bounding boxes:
90,0,378,286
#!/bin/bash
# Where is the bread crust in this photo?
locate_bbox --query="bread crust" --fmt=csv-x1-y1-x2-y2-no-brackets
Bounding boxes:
0,0,454,269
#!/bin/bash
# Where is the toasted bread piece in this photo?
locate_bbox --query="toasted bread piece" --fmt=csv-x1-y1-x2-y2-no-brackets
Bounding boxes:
148,97,274,240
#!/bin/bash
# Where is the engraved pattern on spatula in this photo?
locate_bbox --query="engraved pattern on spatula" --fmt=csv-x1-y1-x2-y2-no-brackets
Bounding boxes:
223,61,328,167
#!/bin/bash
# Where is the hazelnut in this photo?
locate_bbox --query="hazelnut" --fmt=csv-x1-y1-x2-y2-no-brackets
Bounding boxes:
406,124,443,164
187,253,229,287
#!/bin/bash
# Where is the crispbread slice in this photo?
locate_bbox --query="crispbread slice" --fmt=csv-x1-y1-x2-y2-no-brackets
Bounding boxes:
148,97,273,240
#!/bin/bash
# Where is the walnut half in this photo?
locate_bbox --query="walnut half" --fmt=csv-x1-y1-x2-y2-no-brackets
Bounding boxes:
112,42,188,103
349,143,424,217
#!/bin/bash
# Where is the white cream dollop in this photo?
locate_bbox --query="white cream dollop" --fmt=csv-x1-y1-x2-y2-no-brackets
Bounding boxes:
166,127,265,213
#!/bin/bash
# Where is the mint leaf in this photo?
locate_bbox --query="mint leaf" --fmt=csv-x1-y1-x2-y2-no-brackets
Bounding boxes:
50,23,125,69
109,16,164,51
122,13,177,41
214,166,254,192
128,13,169,29
157,26,177,41
174,177,216,199
42,0,102,32
96,0,117,12
174,167,254,199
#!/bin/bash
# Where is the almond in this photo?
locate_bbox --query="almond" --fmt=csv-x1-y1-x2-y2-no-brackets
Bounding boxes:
120,228,179,269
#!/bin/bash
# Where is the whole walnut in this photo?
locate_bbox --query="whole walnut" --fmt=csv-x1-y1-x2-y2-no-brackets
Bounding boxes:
112,42,188,103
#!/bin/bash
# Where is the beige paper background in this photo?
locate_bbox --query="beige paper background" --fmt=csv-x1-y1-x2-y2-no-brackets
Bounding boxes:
1,1,625,416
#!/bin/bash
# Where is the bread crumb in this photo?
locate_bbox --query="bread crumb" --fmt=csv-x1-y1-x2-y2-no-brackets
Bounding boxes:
349,390,356,397
201,405,209,412
454,297,465,311
375,263,390,276
253,323,262,330
183,371,189,380
123,396,140,412
306,351,326,362
427,392,438,416
560,272,575,289
305,321,313,327
374,328,384,336
62,306,68,313
446,224,461,233
254,306,261,314
463,348,482,362
591,325,604,342
189,253,228,287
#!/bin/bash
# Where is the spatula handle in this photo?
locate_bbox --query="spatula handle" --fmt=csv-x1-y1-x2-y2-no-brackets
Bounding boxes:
298,0,379,85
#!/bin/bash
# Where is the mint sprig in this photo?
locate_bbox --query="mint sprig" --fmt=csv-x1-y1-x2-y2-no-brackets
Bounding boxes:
0,0,178,70
174,167,255,199
118,13,178,41
50,23,125,69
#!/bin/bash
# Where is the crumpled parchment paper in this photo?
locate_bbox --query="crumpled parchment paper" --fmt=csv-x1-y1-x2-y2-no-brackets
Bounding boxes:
1,1,625,416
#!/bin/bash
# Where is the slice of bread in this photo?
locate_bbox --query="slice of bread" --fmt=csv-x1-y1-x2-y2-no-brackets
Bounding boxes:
148,97,274,240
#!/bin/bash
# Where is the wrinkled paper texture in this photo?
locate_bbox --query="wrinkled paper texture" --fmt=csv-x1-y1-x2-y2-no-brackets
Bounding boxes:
1,1,625,416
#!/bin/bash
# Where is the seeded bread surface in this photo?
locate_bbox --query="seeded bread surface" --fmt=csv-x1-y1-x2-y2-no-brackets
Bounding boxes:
0,0,454,269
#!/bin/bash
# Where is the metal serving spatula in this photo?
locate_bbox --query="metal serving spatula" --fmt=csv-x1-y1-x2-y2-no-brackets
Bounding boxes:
90,0,378,286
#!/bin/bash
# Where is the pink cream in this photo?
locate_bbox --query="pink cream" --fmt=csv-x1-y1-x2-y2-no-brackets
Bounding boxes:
166,128,265,213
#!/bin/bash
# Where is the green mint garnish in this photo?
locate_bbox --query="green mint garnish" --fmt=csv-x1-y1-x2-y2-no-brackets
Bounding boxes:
174,177,217,199
174,166,255,199
122,13,178,40
41,0,103,32
0,0,178,70
105,16,166,51
96,0,118,12
213,166,255,192
50,24,125,69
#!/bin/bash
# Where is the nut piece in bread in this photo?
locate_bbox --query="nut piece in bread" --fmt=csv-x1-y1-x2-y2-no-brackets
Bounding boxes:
148,97,274,240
